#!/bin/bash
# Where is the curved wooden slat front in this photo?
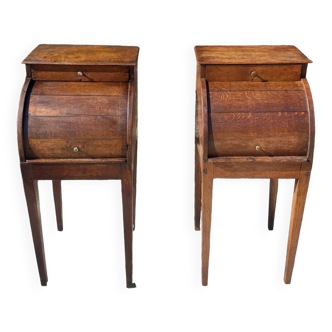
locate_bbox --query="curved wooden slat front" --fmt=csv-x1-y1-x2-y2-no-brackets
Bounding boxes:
23,82,128,159
207,81,311,158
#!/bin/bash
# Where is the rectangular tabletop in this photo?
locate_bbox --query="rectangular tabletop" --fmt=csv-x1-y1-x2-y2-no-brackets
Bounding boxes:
195,46,312,64
23,44,139,66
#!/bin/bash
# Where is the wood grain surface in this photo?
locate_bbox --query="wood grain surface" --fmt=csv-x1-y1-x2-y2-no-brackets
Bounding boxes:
208,112,309,157
195,45,312,64
24,81,129,159
23,44,139,65
206,64,302,81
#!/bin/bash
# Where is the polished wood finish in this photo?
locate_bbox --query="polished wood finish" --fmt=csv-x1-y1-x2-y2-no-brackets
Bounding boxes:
268,179,278,231
284,174,310,283
195,45,312,64
31,65,129,82
18,45,139,288
206,64,302,81
21,163,48,286
24,81,128,160
52,180,63,231
23,44,139,65
195,46,314,285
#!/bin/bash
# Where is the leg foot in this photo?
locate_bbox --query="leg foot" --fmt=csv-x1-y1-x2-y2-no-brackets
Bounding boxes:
127,282,136,288
41,280,48,286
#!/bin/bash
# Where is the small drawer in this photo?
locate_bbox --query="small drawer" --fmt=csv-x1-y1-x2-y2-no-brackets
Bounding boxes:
205,64,302,82
31,65,130,82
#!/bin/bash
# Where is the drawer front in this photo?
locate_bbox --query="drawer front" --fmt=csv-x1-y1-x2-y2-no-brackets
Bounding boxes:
31,65,129,82
206,64,302,82
24,82,128,159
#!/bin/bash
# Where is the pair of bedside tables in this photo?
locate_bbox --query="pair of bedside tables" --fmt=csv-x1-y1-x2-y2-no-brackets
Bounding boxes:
18,44,314,287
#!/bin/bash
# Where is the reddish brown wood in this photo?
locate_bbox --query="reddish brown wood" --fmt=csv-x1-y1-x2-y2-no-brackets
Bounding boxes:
195,46,312,64
17,79,32,162
21,163,48,286
201,163,213,286
199,79,209,161
23,44,139,66
302,79,315,161
195,140,201,231
195,93,202,231
209,156,307,163
26,64,32,78
26,162,123,180
52,180,63,231
19,45,138,288
29,95,128,116
284,173,310,283
32,81,128,96
121,164,135,288
195,45,314,285
209,112,309,157
206,64,302,82
31,64,129,82
32,70,129,82
268,179,278,230
26,158,126,164
208,89,307,113
25,139,126,159
208,81,304,91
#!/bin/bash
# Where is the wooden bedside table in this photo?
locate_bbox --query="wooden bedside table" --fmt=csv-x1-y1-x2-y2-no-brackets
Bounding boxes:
194,46,314,285
18,44,139,288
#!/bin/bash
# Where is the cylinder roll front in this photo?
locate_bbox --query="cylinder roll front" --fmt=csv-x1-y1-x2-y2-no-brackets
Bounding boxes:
207,81,310,158
23,81,128,159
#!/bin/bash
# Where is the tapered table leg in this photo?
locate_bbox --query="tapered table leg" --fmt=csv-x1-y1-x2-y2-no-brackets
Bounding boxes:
195,142,202,231
21,164,48,286
132,140,137,231
52,180,63,231
268,179,278,230
284,174,310,284
201,163,213,286
121,165,136,288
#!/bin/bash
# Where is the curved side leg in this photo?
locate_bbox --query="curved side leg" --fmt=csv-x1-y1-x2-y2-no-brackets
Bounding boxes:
268,179,278,231
121,165,136,288
201,164,213,286
21,164,48,286
284,174,310,284
52,180,63,231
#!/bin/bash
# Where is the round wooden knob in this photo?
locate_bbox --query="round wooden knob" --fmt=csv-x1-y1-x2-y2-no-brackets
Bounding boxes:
73,147,79,152
77,71,83,76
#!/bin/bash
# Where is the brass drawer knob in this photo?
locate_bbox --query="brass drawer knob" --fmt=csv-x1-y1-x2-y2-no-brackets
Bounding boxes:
77,71,83,76
73,147,79,152
251,71,265,82
256,145,261,151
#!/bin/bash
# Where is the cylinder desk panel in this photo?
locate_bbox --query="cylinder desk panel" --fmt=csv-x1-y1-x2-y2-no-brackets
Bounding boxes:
207,81,310,157
24,81,129,159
